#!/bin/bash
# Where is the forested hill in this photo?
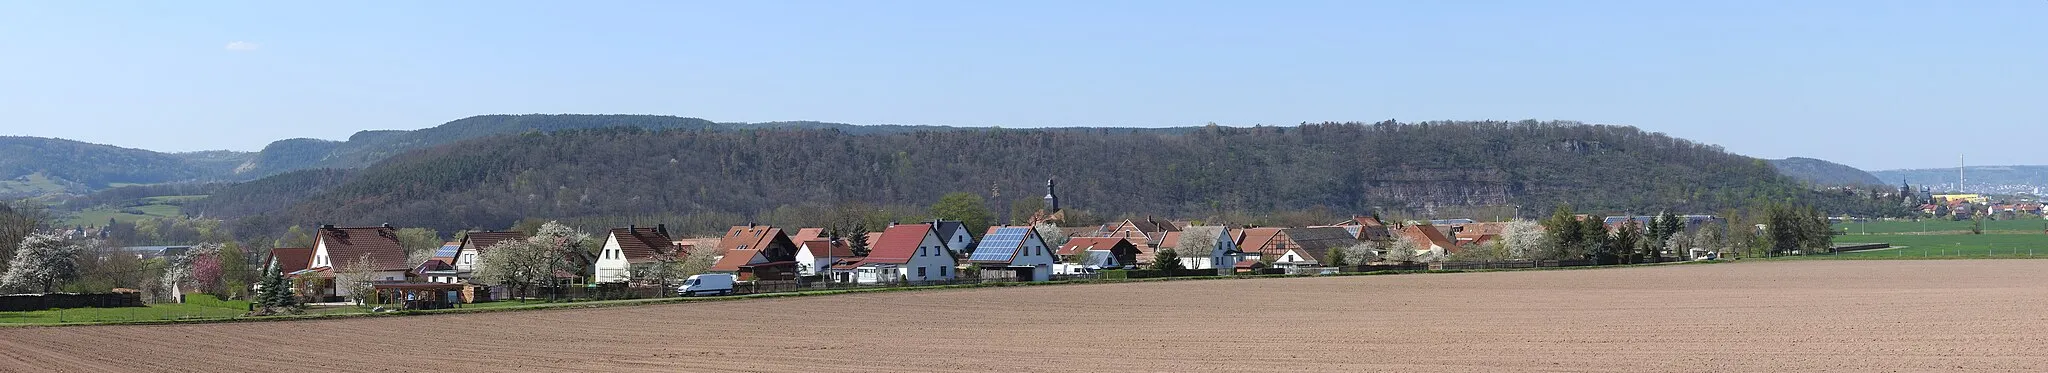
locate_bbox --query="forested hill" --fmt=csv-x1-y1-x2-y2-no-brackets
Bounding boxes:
190,120,1864,238
0,137,242,198
1768,157,1882,186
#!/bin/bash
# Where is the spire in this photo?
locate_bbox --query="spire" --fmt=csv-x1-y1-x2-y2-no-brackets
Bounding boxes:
1044,178,1060,212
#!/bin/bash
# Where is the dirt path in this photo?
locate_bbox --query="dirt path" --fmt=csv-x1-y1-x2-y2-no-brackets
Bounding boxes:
4,260,2046,372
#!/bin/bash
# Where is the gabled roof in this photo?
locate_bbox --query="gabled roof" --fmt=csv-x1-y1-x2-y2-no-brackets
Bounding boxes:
1123,217,1182,234
265,247,313,274
799,239,856,259
461,231,529,252
1056,237,1135,256
1236,228,1287,254
1283,227,1357,251
1400,225,1460,252
931,220,969,239
789,228,825,244
709,249,765,272
719,225,786,252
1155,231,1183,251
1172,226,1236,256
968,226,1038,263
865,224,936,265
1233,259,1266,269
317,226,411,271
609,226,678,262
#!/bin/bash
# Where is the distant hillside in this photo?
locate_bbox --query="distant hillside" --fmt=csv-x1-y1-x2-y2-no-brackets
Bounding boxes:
0,137,247,198
190,121,1895,238
1768,157,1881,186
1871,166,2048,193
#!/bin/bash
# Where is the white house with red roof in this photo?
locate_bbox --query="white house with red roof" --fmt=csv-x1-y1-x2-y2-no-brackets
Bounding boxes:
307,224,413,299
595,225,680,283
851,223,957,284
794,238,857,277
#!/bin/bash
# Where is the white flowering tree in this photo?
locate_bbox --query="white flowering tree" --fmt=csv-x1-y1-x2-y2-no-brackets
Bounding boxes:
0,234,85,294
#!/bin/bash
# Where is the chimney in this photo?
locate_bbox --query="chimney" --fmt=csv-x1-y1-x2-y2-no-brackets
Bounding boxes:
320,224,336,230
630,224,637,233
381,223,393,229
656,224,668,237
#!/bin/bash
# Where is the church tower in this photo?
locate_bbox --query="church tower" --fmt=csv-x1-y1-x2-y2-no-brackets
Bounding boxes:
1044,178,1060,212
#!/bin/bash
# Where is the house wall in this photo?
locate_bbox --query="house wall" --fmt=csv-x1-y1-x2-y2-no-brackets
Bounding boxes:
1010,235,1054,281
595,234,631,283
941,229,974,255
332,270,410,298
858,231,958,284
455,248,479,272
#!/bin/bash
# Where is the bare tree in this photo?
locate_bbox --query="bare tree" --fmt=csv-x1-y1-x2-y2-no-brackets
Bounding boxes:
335,253,382,307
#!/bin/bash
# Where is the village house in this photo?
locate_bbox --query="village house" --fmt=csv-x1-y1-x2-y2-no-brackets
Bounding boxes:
450,231,529,283
1263,227,1357,268
850,223,957,284
1167,226,1244,271
1055,237,1139,273
707,224,801,281
1328,216,1393,241
794,238,857,278
1234,227,1291,260
595,225,686,283
415,242,462,284
965,226,1055,281
303,224,413,300
788,227,825,244
1397,224,1462,260
1097,217,1180,259
263,247,313,275
930,220,976,256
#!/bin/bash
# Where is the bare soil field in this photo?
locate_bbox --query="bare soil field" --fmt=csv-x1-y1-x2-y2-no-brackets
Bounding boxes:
4,260,2047,372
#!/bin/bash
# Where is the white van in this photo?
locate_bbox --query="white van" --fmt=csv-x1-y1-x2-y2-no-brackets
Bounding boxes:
678,274,736,296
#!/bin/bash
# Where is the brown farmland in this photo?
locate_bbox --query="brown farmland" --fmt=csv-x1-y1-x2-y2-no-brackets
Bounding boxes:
4,260,2048,372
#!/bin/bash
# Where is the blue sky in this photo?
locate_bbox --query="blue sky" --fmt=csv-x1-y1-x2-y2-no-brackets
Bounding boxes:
0,1,2041,170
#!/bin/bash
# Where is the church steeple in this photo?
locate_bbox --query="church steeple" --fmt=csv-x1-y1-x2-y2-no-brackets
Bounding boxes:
1044,178,1060,212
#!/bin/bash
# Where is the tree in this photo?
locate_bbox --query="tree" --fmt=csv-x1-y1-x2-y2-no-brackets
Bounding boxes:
336,253,381,307
630,242,688,293
1539,206,1586,261
476,221,589,302
1609,219,1642,264
1150,248,1184,270
274,225,315,249
252,263,303,315
216,242,255,300
1970,215,1985,235
1034,223,1070,247
396,228,443,264
188,244,224,296
0,234,85,294
677,246,720,278
1332,243,1374,267
1499,220,1548,260
1326,246,1350,267
932,192,994,237
1384,233,1423,263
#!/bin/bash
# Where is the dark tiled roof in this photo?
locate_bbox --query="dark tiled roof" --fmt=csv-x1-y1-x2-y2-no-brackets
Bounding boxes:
800,239,857,258
931,220,968,240
610,227,677,261
318,226,410,271
461,231,529,252
864,224,935,265
266,248,313,274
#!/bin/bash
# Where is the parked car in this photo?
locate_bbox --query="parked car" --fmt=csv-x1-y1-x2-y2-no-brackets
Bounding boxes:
678,274,736,296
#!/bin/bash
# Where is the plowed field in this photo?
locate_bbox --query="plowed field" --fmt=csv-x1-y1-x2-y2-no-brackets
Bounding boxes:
4,260,2046,372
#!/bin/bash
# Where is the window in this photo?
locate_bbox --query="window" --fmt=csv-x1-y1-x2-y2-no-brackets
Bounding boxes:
918,267,927,278
941,266,949,277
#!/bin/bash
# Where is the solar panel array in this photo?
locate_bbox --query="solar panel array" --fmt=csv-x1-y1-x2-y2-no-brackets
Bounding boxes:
967,227,1031,262
434,244,461,257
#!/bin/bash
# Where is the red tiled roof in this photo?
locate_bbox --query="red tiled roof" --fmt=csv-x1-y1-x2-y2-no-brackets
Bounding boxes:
709,249,762,272
789,228,825,244
828,257,867,270
865,224,936,264
1155,231,1183,250
1236,228,1286,256
265,248,313,274
610,227,677,261
1234,259,1265,269
1401,225,1460,253
318,226,411,271
719,226,786,253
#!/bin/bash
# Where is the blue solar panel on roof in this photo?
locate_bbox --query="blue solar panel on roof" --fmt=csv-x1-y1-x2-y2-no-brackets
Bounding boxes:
968,227,1031,261
434,244,461,257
